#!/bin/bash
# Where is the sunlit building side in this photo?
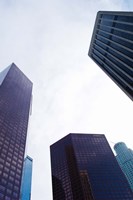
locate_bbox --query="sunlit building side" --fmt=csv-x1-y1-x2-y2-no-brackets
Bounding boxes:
20,156,33,200
114,142,133,192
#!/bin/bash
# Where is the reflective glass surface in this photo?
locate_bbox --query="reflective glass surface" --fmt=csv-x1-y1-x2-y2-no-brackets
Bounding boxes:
0,63,32,200
50,134,133,200
89,11,133,100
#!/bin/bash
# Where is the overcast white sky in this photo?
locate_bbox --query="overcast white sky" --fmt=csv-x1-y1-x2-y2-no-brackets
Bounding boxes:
0,0,133,199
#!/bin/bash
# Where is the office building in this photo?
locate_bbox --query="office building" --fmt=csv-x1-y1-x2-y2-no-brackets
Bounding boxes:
114,142,133,191
88,11,133,100
0,63,33,200
20,156,33,200
50,133,133,200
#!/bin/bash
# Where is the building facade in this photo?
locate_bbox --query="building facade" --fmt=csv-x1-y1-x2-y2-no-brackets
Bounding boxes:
0,63,33,200
50,133,133,200
20,156,33,200
114,142,133,191
88,11,133,100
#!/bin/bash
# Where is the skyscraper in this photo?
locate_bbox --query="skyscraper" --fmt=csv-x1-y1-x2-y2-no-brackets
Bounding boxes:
20,156,33,200
88,11,133,100
114,142,133,191
50,133,133,200
0,63,33,200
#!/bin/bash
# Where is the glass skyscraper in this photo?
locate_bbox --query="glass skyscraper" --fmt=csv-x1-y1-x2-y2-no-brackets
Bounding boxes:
50,133,133,200
20,156,33,200
114,142,133,192
88,11,133,101
0,63,33,200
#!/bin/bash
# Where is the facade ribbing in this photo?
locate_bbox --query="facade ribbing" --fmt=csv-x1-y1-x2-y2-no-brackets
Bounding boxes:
89,11,133,100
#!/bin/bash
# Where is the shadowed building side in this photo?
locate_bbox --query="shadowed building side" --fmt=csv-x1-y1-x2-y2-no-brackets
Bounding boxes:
88,11,133,101
50,133,133,200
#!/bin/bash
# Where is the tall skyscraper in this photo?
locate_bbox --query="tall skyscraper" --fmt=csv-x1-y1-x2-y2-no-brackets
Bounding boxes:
88,11,133,101
0,63,33,200
50,133,133,200
114,142,133,191
20,156,33,200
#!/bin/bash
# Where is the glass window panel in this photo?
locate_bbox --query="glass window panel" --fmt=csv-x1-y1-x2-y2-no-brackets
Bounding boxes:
6,189,12,195
98,30,111,39
113,29,133,41
115,22,133,32
13,192,18,198
100,20,114,27
0,192,4,198
0,185,5,192
5,196,11,200
102,14,115,20
95,40,107,50
111,35,133,51
117,16,133,23
107,47,133,72
99,25,113,33
7,183,13,189
96,35,109,45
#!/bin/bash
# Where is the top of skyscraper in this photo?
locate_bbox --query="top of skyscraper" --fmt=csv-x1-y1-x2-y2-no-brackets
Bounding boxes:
0,63,33,86
88,11,133,101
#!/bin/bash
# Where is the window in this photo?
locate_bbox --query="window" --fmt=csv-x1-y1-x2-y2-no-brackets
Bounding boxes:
0,185,5,192
5,162,10,168
1,179,7,185
4,167,9,173
0,192,4,198
0,158,4,163
7,157,11,163
6,189,12,195
5,196,11,200
7,183,13,189
10,171,15,176
3,172,8,179
13,192,18,198
9,176,14,182
16,174,20,180
14,180,19,186
14,186,19,192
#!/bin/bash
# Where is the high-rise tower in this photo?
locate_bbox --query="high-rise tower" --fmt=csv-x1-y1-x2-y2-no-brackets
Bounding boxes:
88,11,133,100
114,142,133,191
20,156,33,200
50,133,133,200
0,63,33,200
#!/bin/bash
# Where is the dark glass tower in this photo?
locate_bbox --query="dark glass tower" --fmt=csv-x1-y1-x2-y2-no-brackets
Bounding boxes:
0,63,33,200
114,142,133,192
88,11,133,100
50,133,133,200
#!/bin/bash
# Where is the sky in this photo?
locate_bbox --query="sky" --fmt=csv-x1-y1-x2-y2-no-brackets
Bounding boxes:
0,0,133,199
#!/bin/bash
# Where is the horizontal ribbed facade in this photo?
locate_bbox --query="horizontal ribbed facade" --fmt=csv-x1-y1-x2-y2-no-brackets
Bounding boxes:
89,11,133,101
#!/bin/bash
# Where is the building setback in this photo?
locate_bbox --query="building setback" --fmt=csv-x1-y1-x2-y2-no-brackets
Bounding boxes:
50,133,133,200
20,156,33,200
0,63,33,200
114,142,133,192
88,11,133,101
